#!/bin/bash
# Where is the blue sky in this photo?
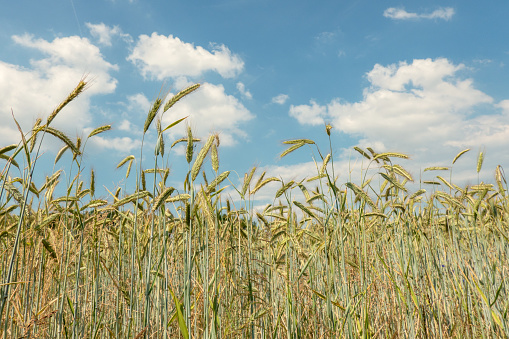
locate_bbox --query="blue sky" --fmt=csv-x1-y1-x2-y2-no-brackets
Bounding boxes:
1,0,508,204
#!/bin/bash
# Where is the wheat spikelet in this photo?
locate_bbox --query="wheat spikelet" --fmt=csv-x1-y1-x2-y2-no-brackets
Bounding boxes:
143,98,162,134
47,79,87,126
275,181,294,199
436,176,454,191
452,148,470,164
44,127,79,155
424,166,450,172
0,155,19,169
88,125,112,138
423,181,441,185
163,83,200,112
373,152,409,161
379,173,407,192
113,191,150,208
186,127,194,164
205,171,230,194
409,188,426,200
281,142,306,158
90,169,95,197
166,194,191,203
476,150,484,173
346,182,378,211
495,165,506,196
191,135,215,182
242,167,257,196
41,238,57,260
293,201,321,225
30,118,42,152
152,187,175,212
0,144,17,156
353,147,371,160
251,177,279,195
283,139,315,145
320,154,331,174
211,142,219,172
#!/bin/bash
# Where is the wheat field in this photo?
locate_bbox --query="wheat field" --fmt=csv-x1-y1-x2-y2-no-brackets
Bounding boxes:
0,80,508,338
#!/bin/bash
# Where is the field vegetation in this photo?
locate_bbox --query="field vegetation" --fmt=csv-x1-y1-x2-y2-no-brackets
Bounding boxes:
0,80,508,338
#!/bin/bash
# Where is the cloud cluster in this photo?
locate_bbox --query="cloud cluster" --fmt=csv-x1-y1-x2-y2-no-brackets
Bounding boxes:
127,33,244,80
289,58,509,177
0,34,118,146
384,7,455,21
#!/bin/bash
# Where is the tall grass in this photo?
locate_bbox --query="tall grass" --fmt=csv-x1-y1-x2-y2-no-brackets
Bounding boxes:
0,81,508,338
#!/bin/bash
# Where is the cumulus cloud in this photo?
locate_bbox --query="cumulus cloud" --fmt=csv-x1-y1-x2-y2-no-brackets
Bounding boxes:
289,100,327,125
90,135,142,152
86,22,132,46
384,7,455,21
127,33,244,80
160,82,254,146
236,82,252,99
289,58,509,181
272,94,289,105
0,34,117,146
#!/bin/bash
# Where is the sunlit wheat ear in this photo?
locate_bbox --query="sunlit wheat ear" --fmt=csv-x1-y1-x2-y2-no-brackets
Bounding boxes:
495,165,507,195
191,134,214,182
320,154,331,174
242,167,256,196
54,145,69,165
476,149,484,173
424,166,450,172
353,147,371,161
408,188,426,200
30,118,42,152
155,119,164,157
46,79,87,126
436,175,455,190
346,182,378,211
143,98,162,134
117,155,135,179
163,83,200,112
170,137,200,148
211,144,219,172
186,126,194,164
42,127,80,156
88,125,111,138
205,171,230,194
275,180,295,199
373,152,410,161
152,187,175,212
452,148,470,164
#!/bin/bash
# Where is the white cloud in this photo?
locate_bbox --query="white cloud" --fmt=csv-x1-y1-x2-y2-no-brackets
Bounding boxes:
160,82,254,146
86,22,132,46
272,94,289,105
0,34,117,146
236,82,252,99
289,100,327,126
127,33,244,80
384,7,455,21
126,93,151,113
90,136,142,153
289,58,509,181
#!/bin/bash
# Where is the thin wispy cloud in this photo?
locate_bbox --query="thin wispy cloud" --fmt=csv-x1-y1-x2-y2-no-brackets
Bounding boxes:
272,94,289,105
86,22,133,46
384,7,455,21
236,82,252,99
